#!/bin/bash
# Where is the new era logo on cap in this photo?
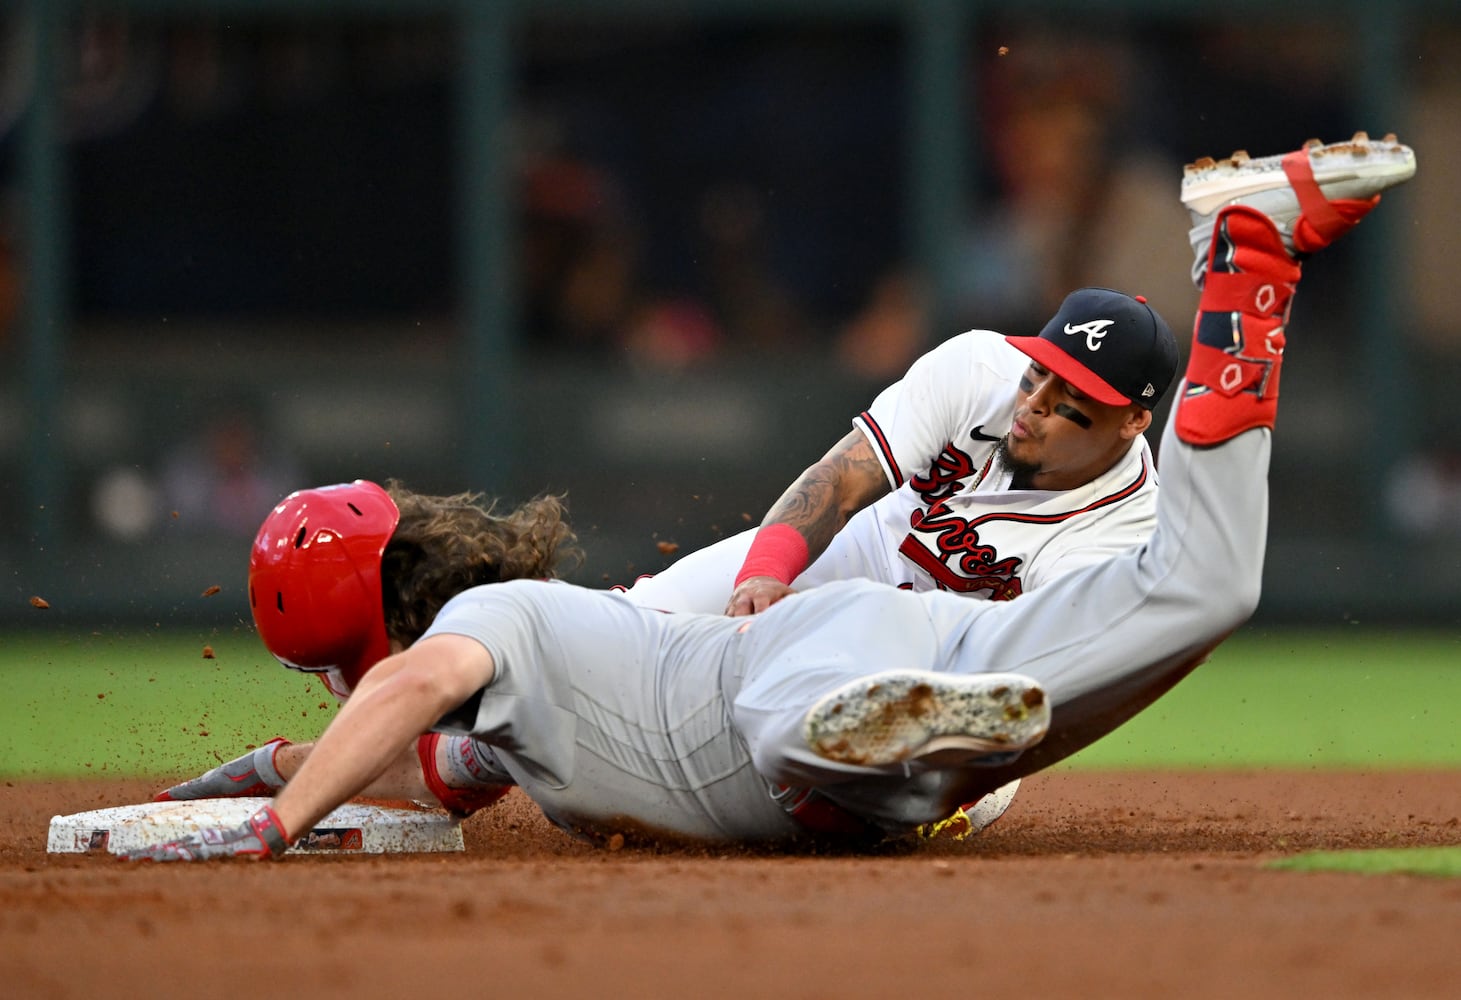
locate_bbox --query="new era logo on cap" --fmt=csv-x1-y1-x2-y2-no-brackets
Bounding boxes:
1006,288,1179,410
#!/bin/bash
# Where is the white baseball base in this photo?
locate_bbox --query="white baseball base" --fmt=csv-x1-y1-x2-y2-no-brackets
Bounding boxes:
47,797,464,856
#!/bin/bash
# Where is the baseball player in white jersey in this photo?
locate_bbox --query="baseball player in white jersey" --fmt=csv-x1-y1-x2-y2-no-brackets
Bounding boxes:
126,133,1416,860
613,286,1178,836
618,287,1176,616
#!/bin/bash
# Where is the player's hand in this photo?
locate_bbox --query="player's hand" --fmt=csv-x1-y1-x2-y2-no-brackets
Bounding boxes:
123,805,291,862
154,737,291,801
725,576,795,617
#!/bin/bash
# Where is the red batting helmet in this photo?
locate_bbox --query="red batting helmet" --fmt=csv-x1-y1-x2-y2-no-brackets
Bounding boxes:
248,480,400,699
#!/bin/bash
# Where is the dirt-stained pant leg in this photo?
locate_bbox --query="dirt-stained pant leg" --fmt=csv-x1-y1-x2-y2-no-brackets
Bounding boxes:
732,414,1269,830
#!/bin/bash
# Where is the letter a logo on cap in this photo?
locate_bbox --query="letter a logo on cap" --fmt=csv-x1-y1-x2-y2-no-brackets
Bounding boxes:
1062,319,1116,352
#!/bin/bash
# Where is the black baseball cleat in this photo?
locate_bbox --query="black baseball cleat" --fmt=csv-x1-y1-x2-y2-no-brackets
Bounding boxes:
802,669,1049,768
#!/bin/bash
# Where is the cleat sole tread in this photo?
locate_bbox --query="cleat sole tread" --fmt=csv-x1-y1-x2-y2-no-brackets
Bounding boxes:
803,670,1050,768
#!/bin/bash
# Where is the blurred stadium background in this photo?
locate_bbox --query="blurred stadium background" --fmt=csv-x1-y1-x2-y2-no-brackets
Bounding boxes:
2,1,1459,633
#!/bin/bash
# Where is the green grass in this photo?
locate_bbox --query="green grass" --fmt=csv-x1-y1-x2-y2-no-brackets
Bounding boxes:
2,625,1460,779
1268,847,1461,877
2,629,334,779
1059,627,1461,770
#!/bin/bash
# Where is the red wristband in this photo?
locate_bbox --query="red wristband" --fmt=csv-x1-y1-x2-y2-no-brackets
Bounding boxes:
734,523,810,587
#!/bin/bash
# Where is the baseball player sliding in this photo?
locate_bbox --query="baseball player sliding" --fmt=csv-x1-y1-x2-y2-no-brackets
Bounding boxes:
156,264,1182,840
131,132,1415,858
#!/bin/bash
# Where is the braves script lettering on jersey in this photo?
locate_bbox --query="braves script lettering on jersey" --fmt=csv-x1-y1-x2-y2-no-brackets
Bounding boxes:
617,330,1159,613
835,329,1157,597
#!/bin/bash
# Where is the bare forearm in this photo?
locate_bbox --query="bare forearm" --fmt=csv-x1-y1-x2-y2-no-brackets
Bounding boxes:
273,740,432,801
726,430,891,616
761,466,851,558
272,636,495,838
271,675,454,837
762,429,888,559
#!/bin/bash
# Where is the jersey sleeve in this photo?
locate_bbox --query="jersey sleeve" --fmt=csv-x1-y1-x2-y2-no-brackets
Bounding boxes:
417,579,657,791
852,330,1027,488
418,581,555,735
1023,524,1152,591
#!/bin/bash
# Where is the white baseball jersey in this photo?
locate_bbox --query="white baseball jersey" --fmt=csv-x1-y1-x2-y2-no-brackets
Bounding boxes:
618,330,1158,612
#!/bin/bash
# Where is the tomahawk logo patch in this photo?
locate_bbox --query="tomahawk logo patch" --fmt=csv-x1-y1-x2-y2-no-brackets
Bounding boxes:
1063,318,1116,352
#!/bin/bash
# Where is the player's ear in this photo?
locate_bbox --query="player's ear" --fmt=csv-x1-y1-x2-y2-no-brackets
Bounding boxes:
1122,407,1153,439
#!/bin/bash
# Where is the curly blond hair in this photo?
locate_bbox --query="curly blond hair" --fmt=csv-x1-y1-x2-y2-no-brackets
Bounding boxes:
379,480,583,647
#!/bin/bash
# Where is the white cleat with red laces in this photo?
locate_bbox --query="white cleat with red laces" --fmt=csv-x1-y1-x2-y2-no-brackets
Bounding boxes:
1182,132,1416,284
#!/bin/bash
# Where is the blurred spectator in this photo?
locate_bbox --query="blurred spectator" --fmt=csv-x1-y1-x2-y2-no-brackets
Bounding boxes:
517,146,734,371
518,23,899,365
93,402,302,543
834,27,1196,383
1392,27,1461,524
66,12,162,142
1408,26,1461,363
1385,451,1461,537
158,405,302,538
519,153,643,356
834,270,929,380
1175,23,1352,173
695,179,811,356
952,29,1194,341
620,296,723,372
90,465,162,542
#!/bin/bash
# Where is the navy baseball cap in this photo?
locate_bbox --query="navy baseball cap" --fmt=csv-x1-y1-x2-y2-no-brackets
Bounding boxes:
1006,287,1179,409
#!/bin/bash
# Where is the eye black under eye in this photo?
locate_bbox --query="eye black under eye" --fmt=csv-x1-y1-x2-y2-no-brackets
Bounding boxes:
1054,403,1094,429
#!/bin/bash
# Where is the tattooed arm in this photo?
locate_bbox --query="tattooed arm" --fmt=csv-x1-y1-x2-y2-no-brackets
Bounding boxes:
725,429,892,616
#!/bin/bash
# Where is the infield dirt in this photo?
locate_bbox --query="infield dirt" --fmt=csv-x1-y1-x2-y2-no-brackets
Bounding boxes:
2,770,1457,999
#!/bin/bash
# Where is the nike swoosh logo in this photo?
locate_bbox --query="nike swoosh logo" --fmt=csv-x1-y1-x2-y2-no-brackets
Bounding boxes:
970,424,1003,442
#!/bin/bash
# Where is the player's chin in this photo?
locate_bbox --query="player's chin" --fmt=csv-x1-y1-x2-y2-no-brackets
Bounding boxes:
1002,438,1039,467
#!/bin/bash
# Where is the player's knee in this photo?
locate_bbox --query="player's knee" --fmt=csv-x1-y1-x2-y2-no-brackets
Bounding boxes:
1234,576,1262,623
1204,577,1262,635
744,731,794,784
